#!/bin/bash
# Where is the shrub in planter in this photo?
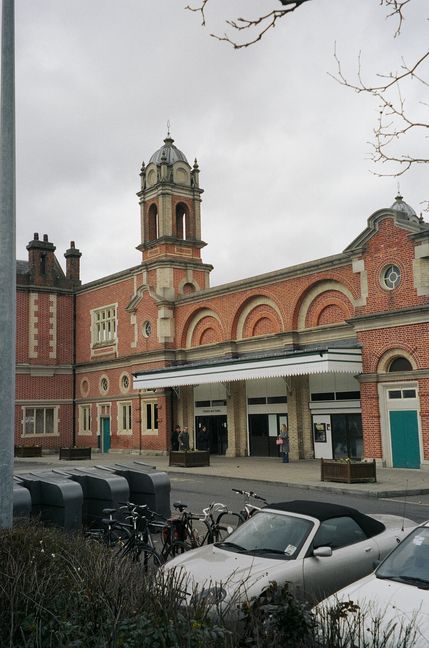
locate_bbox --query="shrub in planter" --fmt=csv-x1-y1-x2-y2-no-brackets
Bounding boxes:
59,446,92,460
14,445,42,458
169,450,210,467
320,458,377,483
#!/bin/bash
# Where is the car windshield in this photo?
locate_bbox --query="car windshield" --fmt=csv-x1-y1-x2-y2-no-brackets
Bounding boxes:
217,511,313,559
376,526,429,588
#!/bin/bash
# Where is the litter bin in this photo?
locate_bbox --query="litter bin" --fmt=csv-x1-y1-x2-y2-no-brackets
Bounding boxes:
55,466,130,527
97,462,171,518
15,471,83,531
12,479,31,519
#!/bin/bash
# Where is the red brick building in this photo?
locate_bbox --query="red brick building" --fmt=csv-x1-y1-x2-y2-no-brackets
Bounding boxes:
15,134,429,469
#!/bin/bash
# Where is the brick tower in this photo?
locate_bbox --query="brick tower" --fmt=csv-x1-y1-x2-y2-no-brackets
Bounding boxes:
136,132,213,300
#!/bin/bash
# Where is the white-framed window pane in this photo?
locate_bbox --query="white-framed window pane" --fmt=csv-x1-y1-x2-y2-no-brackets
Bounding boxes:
25,409,35,435
45,409,54,434
79,405,91,434
118,402,132,433
146,403,152,430
93,305,117,344
35,409,44,434
24,407,56,435
143,401,158,434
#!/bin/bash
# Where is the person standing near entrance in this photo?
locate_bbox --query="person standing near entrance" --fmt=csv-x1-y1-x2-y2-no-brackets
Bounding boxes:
198,425,209,451
179,426,190,451
278,423,289,463
171,425,180,451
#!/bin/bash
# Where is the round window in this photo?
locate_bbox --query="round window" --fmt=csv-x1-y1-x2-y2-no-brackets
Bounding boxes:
100,376,109,394
120,373,130,393
382,265,401,290
142,320,152,338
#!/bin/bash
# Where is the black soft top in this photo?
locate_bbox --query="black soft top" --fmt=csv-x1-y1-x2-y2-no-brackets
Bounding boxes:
266,500,385,537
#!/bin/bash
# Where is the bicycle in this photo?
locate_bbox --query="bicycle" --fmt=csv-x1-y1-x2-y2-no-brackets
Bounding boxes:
84,505,132,548
117,502,165,570
231,488,267,520
162,501,243,559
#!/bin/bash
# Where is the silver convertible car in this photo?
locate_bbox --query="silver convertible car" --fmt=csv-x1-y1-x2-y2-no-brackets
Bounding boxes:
316,520,429,647
163,501,416,613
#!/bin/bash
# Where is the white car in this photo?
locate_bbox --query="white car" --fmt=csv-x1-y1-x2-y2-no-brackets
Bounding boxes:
163,500,416,615
316,521,429,647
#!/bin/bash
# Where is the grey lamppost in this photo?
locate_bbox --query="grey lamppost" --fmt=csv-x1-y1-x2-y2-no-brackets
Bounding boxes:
0,0,16,529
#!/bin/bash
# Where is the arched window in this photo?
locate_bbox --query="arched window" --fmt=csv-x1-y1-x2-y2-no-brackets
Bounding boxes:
176,202,191,240
148,203,158,241
388,356,412,372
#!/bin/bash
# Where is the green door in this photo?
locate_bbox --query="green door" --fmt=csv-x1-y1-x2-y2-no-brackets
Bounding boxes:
390,410,420,468
101,417,111,453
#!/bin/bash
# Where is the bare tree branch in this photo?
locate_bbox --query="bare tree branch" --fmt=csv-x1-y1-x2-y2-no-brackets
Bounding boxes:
381,0,413,36
185,0,312,49
331,44,429,175
186,0,428,179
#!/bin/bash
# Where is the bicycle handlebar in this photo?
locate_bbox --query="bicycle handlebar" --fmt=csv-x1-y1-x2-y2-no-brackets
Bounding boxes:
232,488,267,502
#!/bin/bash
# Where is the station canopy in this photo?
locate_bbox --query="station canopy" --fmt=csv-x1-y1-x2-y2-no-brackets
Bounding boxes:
133,347,362,390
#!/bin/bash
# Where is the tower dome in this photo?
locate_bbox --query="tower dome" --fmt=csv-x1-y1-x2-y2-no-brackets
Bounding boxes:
148,135,189,166
390,193,418,222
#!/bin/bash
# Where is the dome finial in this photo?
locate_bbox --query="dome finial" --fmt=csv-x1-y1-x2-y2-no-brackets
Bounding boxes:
390,191,418,222
395,181,402,201
167,119,171,138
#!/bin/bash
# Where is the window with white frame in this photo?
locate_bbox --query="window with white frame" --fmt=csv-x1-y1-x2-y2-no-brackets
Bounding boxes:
23,407,57,436
118,401,132,434
142,400,158,435
79,405,91,435
92,305,117,345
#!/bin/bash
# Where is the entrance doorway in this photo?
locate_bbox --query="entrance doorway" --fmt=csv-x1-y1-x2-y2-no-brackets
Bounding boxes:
390,410,420,468
100,417,111,453
331,414,363,460
195,416,228,455
249,414,287,457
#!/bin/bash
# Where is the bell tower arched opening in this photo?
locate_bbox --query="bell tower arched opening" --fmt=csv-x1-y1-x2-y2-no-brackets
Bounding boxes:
176,202,192,240
148,203,158,242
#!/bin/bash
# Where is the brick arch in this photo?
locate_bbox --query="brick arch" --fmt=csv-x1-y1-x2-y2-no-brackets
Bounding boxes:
183,308,224,348
374,346,418,374
305,293,353,328
294,281,355,331
233,296,284,340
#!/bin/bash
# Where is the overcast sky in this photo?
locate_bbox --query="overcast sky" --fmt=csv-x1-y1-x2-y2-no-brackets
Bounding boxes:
15,0,427,287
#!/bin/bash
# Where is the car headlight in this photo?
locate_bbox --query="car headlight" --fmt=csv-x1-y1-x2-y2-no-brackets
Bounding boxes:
197,585,227,605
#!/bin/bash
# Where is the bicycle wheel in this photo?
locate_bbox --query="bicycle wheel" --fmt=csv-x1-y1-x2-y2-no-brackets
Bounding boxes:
189,517,212,546
105,522,132,548
164,540,192,560
135,545,162,572
84,528,105,545
214,511,245,542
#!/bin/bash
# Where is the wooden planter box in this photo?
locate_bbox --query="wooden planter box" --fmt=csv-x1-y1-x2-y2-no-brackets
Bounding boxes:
321,458,376,483
59,447,92,461
169,450,210,467
14,446,42,458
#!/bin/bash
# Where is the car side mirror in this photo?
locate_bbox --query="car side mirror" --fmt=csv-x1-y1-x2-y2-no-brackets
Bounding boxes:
313,546,333,558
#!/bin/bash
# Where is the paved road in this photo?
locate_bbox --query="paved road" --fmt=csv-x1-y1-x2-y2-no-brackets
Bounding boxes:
14,453,429,523
169,473,429,524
